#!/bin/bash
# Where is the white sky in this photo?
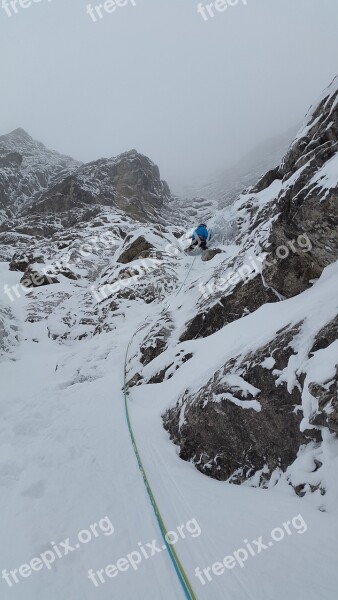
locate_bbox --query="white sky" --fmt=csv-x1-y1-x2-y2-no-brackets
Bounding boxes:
1,0,338,188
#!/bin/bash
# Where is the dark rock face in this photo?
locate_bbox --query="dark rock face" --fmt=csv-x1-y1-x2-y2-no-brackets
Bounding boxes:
0,128,80,222
117,236,154,264
9,250,77,286
140,318,174,366
9,252,44,272
310,315,338,354
251,166,282,194
1,77,337,506
23,150,171,225
164,324,318,483
0,151,23,169
0,130,178,236
20,270,59,288
0,218,60,239
309,371,338,434
308,316,338,434
147,352,193,385
180,276,278,341
262,82,338,297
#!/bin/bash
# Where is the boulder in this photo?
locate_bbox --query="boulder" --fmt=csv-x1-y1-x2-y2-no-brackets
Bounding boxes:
117,236,154,264
20,270,59,288
9,252,44,272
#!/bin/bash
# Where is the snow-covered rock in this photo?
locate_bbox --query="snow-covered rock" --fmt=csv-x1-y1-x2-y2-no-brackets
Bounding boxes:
0,128,80,224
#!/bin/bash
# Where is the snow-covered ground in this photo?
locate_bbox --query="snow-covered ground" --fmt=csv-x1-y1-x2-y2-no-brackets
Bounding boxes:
1,253,337,600
1,77,338,597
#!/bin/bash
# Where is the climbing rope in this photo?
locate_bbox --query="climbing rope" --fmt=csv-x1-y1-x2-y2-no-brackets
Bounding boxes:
174,255,197,298
122,253,198,600
123,339,197,600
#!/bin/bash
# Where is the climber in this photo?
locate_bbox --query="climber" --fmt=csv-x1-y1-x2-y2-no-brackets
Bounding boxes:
187,223,209,252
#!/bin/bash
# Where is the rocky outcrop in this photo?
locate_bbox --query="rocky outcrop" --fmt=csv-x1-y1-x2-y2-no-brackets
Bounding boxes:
180,276,278,341
9,252,44,272
164,324,318,483
0,130,181,242
309,371,338,434
310,314,338,354
200,248,223,261
1,77,337,509
251,166,283,194
22,150,172,225
162,77,338,496
0,128,79,223
262,77,338,297
20,270,59,288
117,235,154,264
140,318,174,366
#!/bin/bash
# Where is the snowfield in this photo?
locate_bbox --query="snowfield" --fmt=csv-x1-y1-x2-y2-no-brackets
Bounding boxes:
0,253,337,600
1,76,337,600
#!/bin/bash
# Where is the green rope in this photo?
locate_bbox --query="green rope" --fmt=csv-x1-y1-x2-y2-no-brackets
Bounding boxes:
123,337,197,600
175,256,197,297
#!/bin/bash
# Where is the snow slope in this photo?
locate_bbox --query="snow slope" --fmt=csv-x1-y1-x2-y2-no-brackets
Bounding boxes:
0,247,337,599
1,77,337,600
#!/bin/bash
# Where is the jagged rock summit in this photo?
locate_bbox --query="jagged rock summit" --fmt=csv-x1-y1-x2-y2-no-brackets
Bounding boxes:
0,131,180,249
21,148,172,224
0,128,80,224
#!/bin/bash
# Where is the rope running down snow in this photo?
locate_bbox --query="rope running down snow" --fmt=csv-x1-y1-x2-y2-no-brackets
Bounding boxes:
123,341,197,600
123,255,197,600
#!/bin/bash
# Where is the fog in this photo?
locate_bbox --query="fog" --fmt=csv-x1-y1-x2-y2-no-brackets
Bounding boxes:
1,0,338,189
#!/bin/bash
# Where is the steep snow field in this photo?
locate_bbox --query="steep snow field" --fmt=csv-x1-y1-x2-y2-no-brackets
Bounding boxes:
1,255,337,600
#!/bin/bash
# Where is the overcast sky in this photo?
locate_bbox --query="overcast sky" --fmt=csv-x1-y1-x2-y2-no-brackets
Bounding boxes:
1,0,338,189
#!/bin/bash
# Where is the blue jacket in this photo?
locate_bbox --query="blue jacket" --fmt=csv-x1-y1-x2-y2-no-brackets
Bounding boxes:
192,225,208,241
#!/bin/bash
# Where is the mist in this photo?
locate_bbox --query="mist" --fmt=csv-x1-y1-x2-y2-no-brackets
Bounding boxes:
1,0,338,189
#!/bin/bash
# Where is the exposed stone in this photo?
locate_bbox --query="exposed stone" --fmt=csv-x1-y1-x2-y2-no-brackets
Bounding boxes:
250,166,283,193
262,84,338,297
140,321,174,366
0,151,23,169
20,270,59,288
9,252,44,272
127,372,143,388
164,324,318,483
201,248,223,262
180,276,278,341
117,236,154,264
22,150,172,225
119,267,141,280
310,315,338,354
309,370,338,434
